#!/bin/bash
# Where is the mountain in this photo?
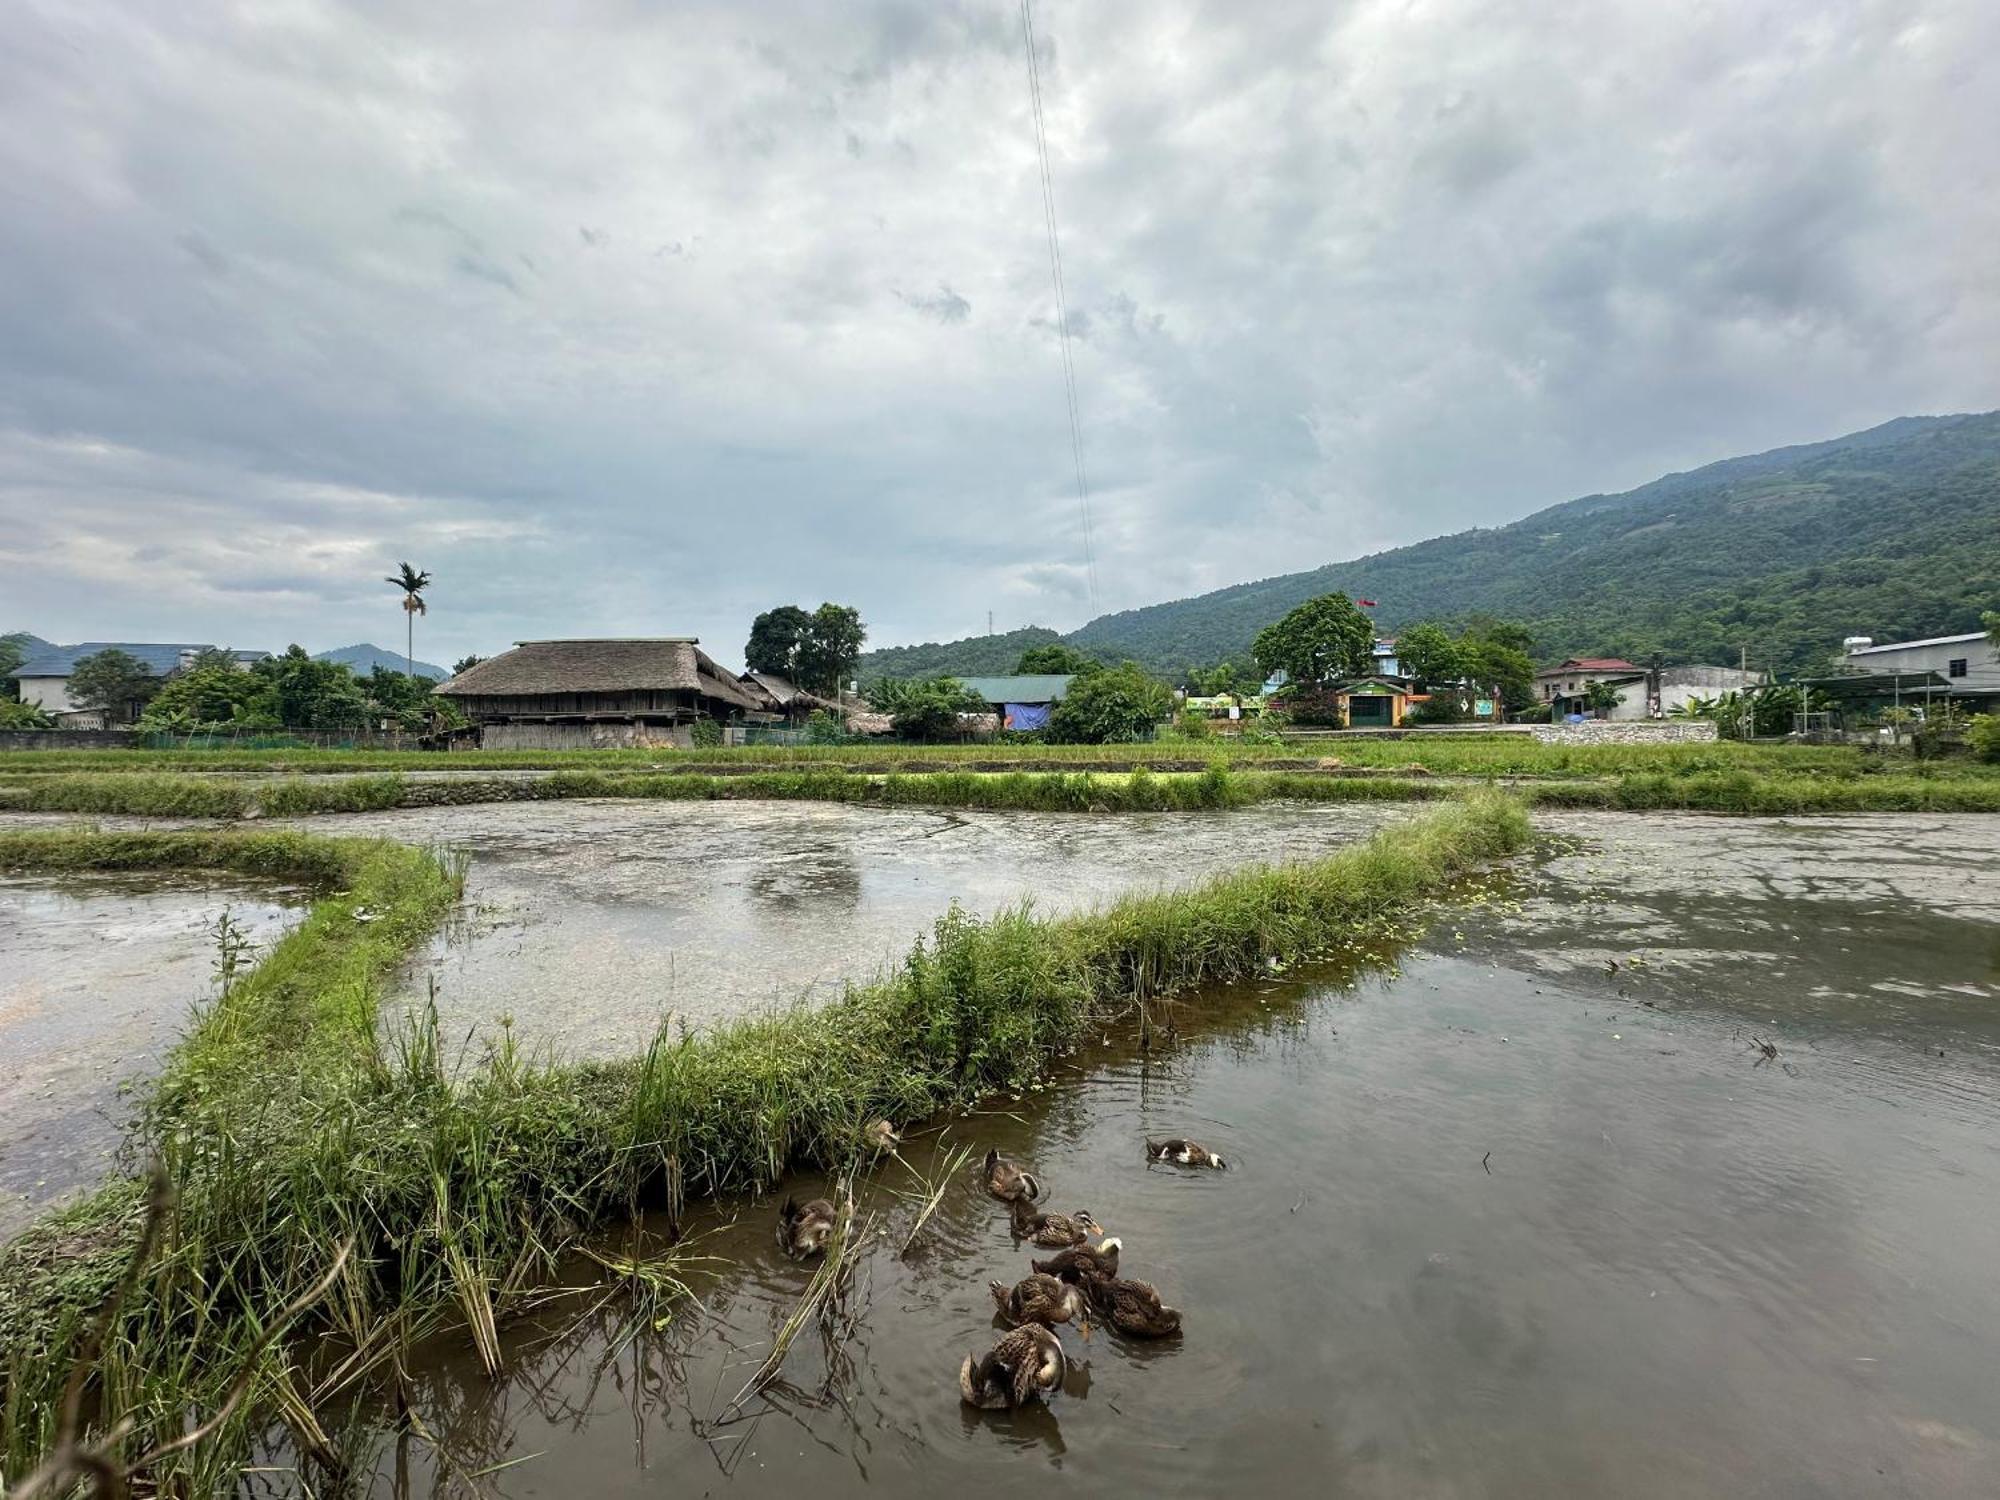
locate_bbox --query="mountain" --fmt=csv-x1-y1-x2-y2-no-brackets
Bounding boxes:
1044,411,1998,676
314,643,447,680
858,625,1064,683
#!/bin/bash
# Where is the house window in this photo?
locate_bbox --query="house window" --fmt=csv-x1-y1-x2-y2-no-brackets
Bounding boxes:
1948,658,1968,678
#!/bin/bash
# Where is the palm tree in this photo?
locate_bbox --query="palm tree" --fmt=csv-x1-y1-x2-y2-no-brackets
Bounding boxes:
386,562,432,678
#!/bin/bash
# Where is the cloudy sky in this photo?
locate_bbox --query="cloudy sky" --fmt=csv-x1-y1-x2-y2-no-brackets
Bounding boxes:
3,0,1996,668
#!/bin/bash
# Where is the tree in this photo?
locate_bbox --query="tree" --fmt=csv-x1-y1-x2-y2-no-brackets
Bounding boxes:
451,654,486,676
140,663,261,726
1,632,33,688
885,677,987,740
0,699,52,728
1582,680,1624,717
1014,643,1102,676
1251,594,1373,687
254,646,370,729
67,649,159,723
794,602,866,697
386,562,432,678
1394,623,1462,690
1985,610,2000,650
1048,663,1170,743
745,605,814,678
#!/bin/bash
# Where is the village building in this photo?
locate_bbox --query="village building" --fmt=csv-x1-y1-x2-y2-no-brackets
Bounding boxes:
953,673,1077,732
1332,675,1414,728
1535,658,1765,720
10,642,268,727
436,638,761,749
735,671,838,727
1837,631,2000,714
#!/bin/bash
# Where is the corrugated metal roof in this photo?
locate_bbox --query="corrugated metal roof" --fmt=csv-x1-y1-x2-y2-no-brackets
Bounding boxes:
952,673,1077,704
1846,632,1987,655
1537,657,1643,674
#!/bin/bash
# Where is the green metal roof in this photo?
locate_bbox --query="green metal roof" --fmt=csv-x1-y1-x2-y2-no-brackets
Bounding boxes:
953,673,1077,704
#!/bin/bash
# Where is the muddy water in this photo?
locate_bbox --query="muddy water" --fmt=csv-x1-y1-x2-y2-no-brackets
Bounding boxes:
284,799,1413,1055
339,813,2000,1499
0,874,307,1236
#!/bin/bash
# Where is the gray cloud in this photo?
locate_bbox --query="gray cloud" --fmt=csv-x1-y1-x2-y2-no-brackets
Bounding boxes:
1,0,1996,667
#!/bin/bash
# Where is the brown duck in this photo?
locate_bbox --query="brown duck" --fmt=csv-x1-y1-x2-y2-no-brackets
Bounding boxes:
1085,1274,1183,1338
982,1148,1042,1203
989,1272,1088,1330
1031,1238,1122,1284
774,1195,836,1260
959,1324,1065,1410
1008,1197,1101,1248
1146,1137,1228,1169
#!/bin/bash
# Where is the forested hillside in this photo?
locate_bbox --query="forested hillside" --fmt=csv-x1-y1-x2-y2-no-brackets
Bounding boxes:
1060,411,2000,675
857,625,1063,683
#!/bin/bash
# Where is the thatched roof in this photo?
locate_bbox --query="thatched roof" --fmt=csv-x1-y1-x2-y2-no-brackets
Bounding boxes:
439,639,760,711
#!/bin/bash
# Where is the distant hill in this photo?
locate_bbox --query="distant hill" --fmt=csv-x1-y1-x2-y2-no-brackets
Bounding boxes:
315,643,446,680
858,625,1065,683
871,412,1996,680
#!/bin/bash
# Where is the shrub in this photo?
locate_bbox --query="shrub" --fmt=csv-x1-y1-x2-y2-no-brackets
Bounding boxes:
690,718,724,749
1048,663,1170,743
1970,714,2000,764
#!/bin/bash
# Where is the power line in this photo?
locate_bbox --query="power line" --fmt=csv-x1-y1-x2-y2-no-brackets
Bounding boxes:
1019,0,1099,613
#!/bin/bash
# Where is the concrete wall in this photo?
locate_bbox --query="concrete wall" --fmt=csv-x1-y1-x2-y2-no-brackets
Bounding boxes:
0,728,133,751
1529,720,1718,744
15,676,78,713
478,721,693,751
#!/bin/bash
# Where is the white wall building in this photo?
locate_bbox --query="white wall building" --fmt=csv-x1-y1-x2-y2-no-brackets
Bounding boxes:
1842,631,2000,709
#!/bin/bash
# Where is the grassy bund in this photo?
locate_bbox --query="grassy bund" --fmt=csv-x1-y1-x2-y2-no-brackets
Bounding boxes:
1,796,1529,1491
4,752,2000,818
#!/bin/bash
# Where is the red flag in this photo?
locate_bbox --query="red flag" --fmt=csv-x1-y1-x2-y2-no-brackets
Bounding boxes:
1357,598,1377,607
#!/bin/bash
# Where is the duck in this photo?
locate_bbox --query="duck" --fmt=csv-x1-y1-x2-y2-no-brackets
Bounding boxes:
1031,1238,1122,1284
958,1324,1065,1410
982,1148,1042,1203
774,1195,837,1260
1008,1198,1102,1248
989,1272,1088,1330
864,1119,902,1154
1085,1274,1183,1338
1146,1137,1228,1169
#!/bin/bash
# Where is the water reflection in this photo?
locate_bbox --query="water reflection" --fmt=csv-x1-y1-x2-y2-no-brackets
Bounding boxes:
323,814,2000,1499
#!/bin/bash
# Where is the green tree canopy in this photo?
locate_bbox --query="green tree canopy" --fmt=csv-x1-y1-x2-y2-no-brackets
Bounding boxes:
1251,593,1374,687
1014,643,1102,676
2,632,36,684
252,647,370,729
744,605,814,678
67,649,159,721
1393,623,1462,690
140,664,262,726
883,676,987,740
1048,663,1171,743
451,654,486,676
794,602,867,696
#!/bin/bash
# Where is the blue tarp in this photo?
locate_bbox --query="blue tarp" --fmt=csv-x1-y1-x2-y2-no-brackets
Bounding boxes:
1004,702,1051,731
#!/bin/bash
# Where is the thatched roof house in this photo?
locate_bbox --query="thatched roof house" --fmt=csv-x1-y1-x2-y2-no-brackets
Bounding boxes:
438,639,758,740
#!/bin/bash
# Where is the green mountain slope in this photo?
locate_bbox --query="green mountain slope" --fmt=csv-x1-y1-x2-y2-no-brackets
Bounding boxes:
1064,412,2000,675
858,625,1063,683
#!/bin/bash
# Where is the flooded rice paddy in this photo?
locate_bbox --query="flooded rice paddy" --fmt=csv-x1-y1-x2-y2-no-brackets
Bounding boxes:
0,872,307,1235
284,799,1414,1054
305,807,2000,1499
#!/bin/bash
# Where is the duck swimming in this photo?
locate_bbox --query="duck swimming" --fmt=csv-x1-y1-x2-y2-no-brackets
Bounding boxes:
989,1272,1088,1330
1085,1274,1183,1338
774,1195,836,1260
958,1324,1065,1410
982,1148,1042,1203
1146,1137,1228,1169
1031,1238,1122,1284
1008,1198,1101,1248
